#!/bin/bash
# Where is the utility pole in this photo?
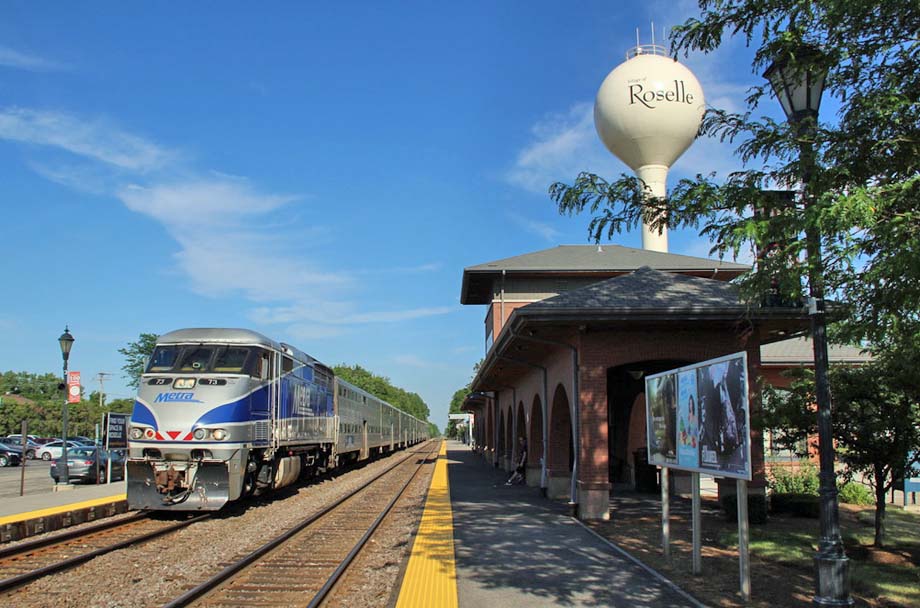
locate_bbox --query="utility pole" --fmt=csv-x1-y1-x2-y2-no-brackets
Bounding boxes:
96,372,113,409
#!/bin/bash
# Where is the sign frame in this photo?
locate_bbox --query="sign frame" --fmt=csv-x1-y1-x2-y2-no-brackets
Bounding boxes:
645,351,752,481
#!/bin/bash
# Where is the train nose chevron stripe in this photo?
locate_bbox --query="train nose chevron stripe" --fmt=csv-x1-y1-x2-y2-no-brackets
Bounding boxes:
166,431,181,440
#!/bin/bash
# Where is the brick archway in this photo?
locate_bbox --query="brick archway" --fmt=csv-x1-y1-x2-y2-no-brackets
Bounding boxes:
515,401,526,463
529,394,544,486
547,384,575,489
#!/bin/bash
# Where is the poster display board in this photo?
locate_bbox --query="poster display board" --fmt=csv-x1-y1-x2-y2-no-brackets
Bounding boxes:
104,412,129,449
646,352,751,480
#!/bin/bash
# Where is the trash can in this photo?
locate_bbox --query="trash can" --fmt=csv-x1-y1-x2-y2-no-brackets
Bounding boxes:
634,449,659,493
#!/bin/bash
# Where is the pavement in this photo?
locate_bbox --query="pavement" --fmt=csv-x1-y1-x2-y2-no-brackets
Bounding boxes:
445,441,703,608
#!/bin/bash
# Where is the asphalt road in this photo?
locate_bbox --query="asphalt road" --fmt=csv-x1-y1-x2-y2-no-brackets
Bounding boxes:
0,459,123,499
0,459,57,499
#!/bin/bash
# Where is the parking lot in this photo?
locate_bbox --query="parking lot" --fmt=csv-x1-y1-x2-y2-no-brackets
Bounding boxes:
0,459,123,500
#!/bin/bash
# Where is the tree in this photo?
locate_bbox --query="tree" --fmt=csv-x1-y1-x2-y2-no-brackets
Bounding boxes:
118,333,158,390
550,0,919,351
763,354,920,547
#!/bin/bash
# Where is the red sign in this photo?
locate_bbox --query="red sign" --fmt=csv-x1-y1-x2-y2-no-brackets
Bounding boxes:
67,371,81,404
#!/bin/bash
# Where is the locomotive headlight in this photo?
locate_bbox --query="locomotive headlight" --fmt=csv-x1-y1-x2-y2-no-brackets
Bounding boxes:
130,427,144,440
211,428,228,441
193,428,207,440
174,378,196,389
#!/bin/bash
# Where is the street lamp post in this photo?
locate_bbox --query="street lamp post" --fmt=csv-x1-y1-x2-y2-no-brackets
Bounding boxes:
764,48,853,606
58,327,74,487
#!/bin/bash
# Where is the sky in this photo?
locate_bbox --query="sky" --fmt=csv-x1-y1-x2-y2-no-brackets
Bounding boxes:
0,1,781,429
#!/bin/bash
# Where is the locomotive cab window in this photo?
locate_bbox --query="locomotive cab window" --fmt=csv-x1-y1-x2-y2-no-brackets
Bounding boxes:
178,346,216,372
213,347,253,373
146,346,181,373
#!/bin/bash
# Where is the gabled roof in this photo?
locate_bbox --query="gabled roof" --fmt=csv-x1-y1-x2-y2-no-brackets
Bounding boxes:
522,266,743,315
461,244,750,304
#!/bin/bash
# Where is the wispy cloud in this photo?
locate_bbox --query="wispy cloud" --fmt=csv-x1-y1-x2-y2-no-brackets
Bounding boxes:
507,213,561,242
0,45,64,72
505,102,616,194
2,105,448,335
0,108,173,172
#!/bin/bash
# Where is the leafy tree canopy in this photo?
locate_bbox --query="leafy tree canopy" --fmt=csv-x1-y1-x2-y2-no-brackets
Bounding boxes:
551,0,919,351
763,351,920,547
118,333,159,390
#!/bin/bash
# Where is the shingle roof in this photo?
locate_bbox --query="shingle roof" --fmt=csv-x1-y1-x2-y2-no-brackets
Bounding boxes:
760,337,870,364
520,266,744,314
464,244,749,272
461,244,749,304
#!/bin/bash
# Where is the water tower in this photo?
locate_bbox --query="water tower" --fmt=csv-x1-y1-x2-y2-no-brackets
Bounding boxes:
594,43,705,252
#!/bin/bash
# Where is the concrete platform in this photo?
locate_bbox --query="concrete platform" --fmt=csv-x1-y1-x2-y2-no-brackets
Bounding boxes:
398,440,703,607
0,481,127,543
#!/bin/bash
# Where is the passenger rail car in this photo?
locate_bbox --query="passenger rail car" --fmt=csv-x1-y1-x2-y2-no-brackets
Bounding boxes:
126,328,429,511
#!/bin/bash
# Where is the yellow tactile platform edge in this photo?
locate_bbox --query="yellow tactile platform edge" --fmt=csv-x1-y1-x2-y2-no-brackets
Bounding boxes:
396,440,458,608
0,493,127,526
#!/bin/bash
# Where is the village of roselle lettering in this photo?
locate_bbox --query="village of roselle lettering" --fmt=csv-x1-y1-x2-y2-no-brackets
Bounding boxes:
628,80,695,109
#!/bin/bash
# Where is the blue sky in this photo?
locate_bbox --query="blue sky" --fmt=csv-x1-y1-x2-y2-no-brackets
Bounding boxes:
0,2,774,428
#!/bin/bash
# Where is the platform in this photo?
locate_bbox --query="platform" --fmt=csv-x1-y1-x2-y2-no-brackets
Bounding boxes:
0,481,127,543
396,440,703,608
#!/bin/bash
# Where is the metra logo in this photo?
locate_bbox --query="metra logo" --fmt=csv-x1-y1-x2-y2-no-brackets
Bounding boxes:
154,392,203,403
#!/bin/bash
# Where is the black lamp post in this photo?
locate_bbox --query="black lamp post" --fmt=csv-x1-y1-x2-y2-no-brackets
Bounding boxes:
58,327,74,487
764,49,853,606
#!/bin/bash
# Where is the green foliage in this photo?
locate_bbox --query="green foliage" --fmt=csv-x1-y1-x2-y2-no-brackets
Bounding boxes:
770,493,821,518
0,371,126,438
333,364,430,422
763,354,920,545
720,493,768,524
769,464,820,496
118,333,158,390
550,0,920,350
838,481,873,506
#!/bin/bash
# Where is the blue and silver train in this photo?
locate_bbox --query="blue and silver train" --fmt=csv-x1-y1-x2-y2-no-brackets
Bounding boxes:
127,328,429,511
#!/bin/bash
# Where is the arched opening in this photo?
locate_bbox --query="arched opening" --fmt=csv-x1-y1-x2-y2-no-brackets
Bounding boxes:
548,383,573,500
528,395,544,487
504,405,514,470
497,409,506,469
607,360,690,491
514,401,526,471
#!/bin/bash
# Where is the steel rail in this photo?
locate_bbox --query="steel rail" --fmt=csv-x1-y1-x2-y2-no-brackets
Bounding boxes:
0,511,148,560
306,441,440,608
0,513,211,593
163,441,438,608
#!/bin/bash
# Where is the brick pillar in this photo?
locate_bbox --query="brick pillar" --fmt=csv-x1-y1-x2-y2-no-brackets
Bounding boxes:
577,336,611,520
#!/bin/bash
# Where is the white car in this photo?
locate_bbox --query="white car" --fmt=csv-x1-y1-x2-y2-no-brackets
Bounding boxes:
36,440,86,461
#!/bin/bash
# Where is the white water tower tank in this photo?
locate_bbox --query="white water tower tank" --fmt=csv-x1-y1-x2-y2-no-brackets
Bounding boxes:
594,44,705,252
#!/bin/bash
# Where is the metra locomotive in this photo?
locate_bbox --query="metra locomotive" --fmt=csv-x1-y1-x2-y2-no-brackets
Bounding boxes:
127,328,429,511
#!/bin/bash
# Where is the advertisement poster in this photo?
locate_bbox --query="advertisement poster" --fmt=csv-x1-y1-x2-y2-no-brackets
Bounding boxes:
677,370,699,468
646,373,677,466
646,352,751,480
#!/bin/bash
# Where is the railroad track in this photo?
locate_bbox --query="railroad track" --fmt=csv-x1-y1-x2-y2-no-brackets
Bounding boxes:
0,511,210,593
165,440,441,608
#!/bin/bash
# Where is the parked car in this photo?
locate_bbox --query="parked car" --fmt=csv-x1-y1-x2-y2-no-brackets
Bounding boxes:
36,440,85,461
0,443,23,467
2,436,42,459
50,447,124,484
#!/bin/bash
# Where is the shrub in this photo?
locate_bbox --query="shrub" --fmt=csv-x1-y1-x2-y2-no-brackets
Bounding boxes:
770,493,820,517
769,463,819,495
720,493,768,524
838,481,873,505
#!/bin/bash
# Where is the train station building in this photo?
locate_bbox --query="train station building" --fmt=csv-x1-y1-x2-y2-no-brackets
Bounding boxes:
460,244,813,520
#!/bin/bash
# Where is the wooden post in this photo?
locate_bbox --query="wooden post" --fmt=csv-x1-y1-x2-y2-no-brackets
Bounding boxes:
737,479,751,602
692,472,701,575
661,466,670,561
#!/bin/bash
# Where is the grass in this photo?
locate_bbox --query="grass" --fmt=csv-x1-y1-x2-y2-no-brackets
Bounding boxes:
590,492,920,607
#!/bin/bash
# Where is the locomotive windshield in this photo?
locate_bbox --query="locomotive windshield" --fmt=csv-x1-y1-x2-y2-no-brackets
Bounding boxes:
146,345,260,375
